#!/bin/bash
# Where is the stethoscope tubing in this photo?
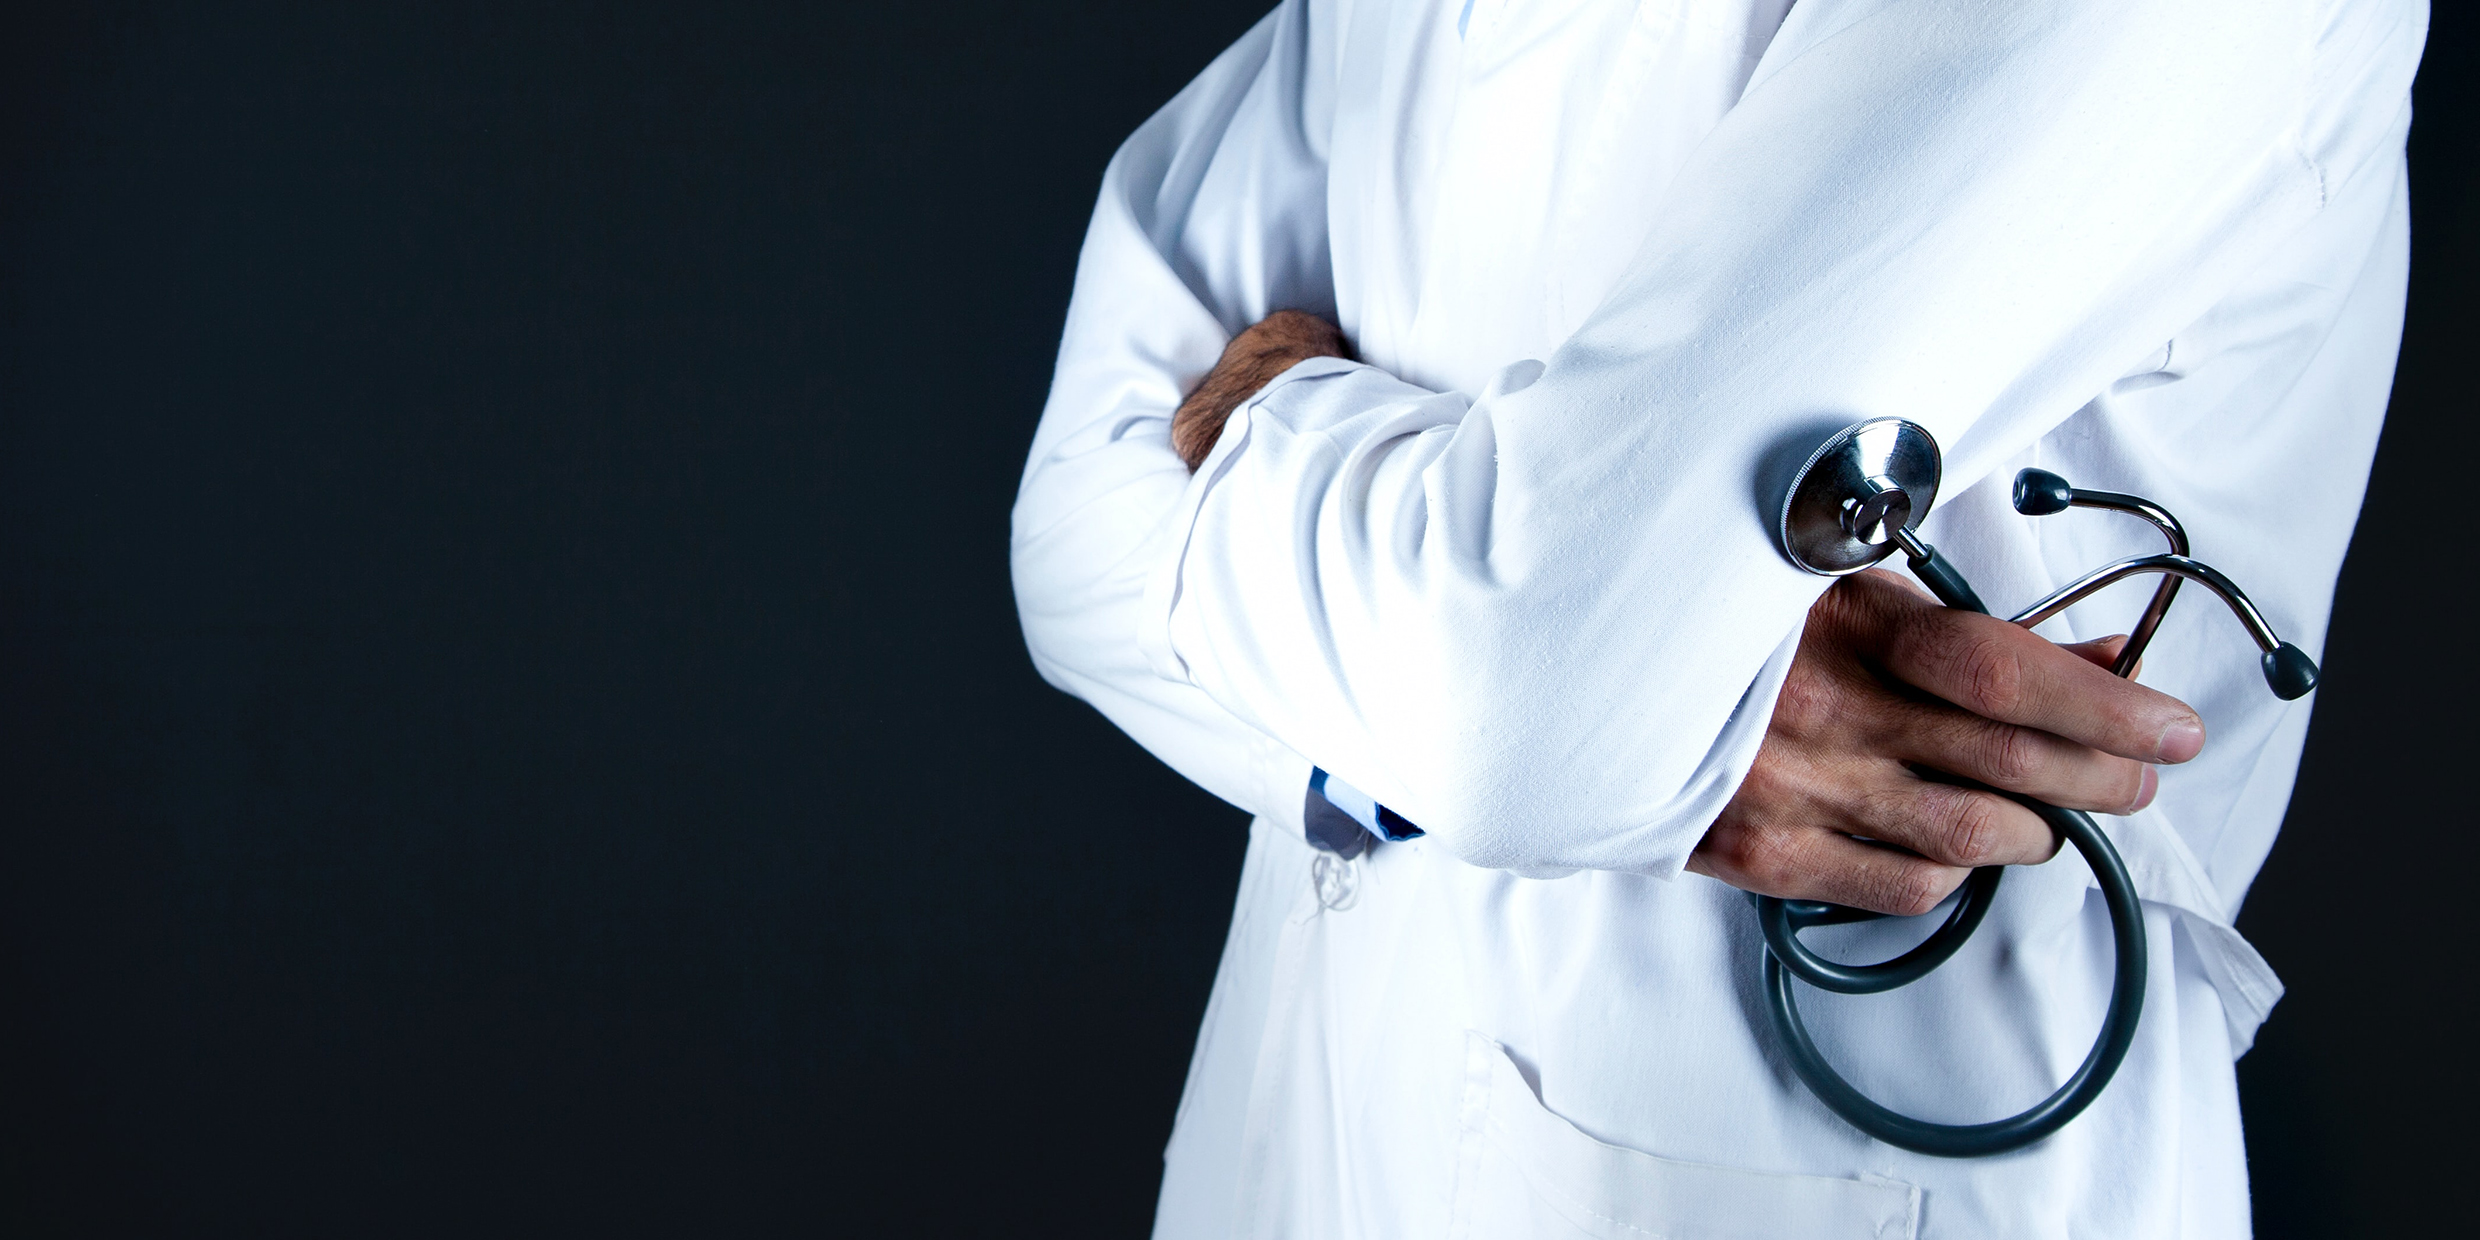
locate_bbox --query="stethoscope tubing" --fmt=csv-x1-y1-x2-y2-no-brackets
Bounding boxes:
1757,433,2307,1157
1758,797,2148,1157
1757,865,2001,994
1753,532,2151,1157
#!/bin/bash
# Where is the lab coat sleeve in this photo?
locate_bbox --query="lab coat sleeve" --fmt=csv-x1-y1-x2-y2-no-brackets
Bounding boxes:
1009,0,1340,832
1144,0,2426,875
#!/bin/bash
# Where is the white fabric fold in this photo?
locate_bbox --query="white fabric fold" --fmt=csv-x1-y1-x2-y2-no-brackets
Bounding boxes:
2092,813,2287,1057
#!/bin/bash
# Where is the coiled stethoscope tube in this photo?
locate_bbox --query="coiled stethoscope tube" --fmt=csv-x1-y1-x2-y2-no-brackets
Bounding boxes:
1762,419,2316,1157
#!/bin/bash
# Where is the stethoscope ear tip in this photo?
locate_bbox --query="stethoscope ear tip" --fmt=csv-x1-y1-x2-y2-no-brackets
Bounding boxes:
2263,642,2320,700
2013,468,2075,516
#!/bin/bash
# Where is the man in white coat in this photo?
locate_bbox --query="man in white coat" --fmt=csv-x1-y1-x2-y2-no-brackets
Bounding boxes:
1011,0,2426,1234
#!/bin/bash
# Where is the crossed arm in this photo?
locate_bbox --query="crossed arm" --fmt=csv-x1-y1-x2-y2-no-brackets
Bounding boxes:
1015,0,2412,904
1172,313,2203,916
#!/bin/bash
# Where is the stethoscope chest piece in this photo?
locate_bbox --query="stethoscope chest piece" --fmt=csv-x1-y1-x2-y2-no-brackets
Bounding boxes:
1781,418,1942,576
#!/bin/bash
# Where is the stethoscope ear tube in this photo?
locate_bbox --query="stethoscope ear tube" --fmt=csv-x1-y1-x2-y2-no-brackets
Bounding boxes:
1758,799,2148,1158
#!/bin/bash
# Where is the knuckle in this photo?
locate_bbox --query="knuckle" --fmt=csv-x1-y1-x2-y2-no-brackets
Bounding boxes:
1731,760,1795,814
1884,610,1956,681
1854,781,1919,837
1940,795,2003,868
1884,865,1951,918
1771,670,1837,733
1815,571,1911,647
1904,783,1998,867
1702,818,1760,875
1981,726,2042,786
1957,635,2025,715
1809,577,1865,630
1738,824,1805,891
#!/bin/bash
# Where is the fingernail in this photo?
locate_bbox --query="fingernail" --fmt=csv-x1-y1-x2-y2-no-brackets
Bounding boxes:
2157,718,2205,764
2131,765,2159,812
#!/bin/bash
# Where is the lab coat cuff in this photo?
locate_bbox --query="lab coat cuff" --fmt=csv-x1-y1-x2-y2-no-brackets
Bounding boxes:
1282,622,1801,881
1137,354,1373,688
1252,731,1317,847
1626,623,1805,882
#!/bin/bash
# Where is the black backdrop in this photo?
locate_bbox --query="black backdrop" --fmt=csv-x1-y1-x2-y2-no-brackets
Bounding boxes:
0,4,2466,1236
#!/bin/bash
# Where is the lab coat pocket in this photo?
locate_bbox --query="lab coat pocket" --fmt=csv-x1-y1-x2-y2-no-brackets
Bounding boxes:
1446,1033,1919,1240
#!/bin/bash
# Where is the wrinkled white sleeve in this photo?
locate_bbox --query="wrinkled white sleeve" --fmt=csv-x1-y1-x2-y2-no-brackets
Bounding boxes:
1137,0,2424,874
1009,1,1339,833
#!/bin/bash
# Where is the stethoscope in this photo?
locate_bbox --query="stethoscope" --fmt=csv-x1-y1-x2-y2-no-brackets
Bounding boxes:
1764,418,2319,1157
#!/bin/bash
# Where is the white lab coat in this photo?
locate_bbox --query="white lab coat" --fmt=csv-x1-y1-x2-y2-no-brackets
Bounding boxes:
1011,0,2425,1234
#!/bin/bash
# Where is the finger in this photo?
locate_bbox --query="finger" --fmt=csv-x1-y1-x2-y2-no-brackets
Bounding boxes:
2061,634,2124,670
2060,633,2149,680
1842,772,2062,869
1688,813,1972,916
1897,704,2157,813
1768,829,1973,918
1880,607,2204,763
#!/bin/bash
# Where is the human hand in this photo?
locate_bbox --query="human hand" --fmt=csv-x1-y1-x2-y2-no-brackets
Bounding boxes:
1689,569,2205,916
1172,310,1353,470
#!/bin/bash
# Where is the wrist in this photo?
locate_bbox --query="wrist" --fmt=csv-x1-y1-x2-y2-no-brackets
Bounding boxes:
1173,311,1352,469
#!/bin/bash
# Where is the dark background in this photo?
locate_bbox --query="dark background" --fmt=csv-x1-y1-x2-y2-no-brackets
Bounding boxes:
0,3,2464,1235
